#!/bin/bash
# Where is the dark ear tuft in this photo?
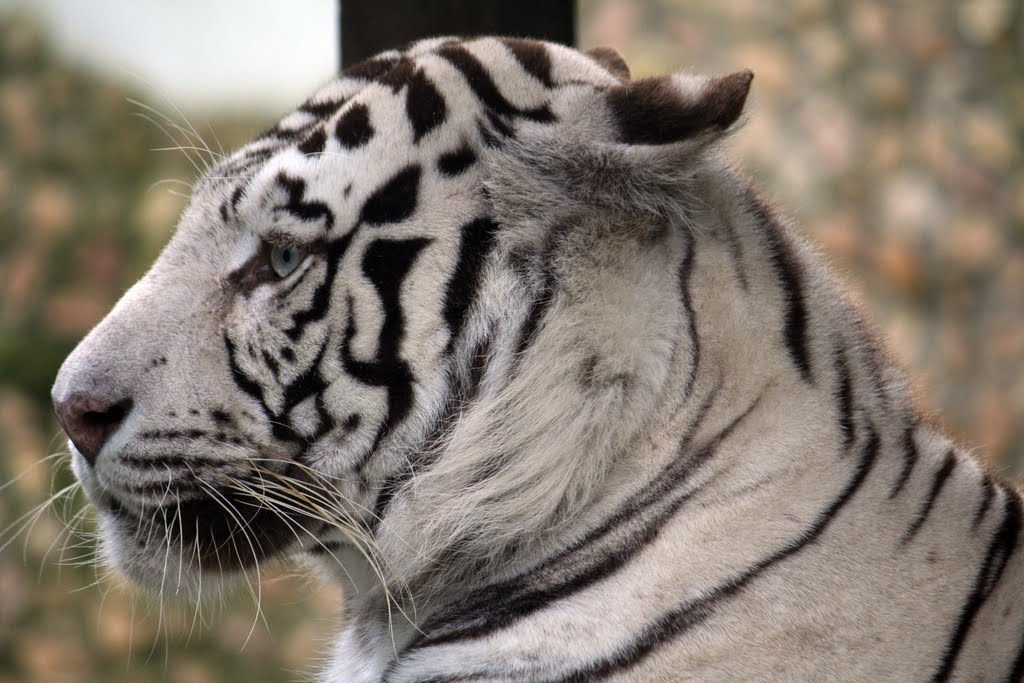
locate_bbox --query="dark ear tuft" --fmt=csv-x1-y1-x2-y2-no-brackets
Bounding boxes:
702,70,754,130
486,69,753,218
607,70,753,145
585,46,631,82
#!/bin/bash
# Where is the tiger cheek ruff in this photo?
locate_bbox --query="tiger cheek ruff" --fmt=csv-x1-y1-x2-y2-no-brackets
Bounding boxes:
51,37,1024,681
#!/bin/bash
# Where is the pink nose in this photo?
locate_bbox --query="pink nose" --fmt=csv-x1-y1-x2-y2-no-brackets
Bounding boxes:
53,393,133,466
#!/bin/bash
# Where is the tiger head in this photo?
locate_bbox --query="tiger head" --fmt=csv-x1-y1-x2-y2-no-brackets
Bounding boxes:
51,38,751,599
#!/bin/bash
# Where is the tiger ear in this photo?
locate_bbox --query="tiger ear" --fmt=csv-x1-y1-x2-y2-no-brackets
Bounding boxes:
605,70,753,146
585,46,631,82
487,70,754,218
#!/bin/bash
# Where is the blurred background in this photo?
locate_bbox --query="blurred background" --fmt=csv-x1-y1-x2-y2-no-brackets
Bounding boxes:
1,1,1021,681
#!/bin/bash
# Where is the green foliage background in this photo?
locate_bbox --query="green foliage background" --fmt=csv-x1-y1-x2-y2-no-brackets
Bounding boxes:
1,2,1021,681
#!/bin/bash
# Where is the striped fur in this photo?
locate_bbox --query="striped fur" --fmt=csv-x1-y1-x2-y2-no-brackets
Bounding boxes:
51,37,1024,681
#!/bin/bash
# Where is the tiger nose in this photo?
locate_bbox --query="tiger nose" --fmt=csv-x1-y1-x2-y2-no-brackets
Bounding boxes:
53,393,133,466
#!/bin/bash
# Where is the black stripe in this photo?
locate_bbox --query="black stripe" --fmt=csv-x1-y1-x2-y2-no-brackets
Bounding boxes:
973,474,996,530
230,184,246,215
442,217,500,353
376,57,415,92
510,222,571,365
437,144,477,177
677,231,701,398
501,38,554,87
284,233,353,342
436,44,555,123
335,102,375,150
931,486,1022,681
297,127,327,156
901,449,958,546
344,55,401,80
409,384,747,652
238,147,273,166
1008,627,1024,683
406,69,448,143
341,238,431,465
484,109,515,139
224,335,296,442
280,338,328,413
833,341,855,451
298,98,345,119
889,424,920,498
261,350,280,380
719,209,749,290
556,424,881,681
358,238,431,371
476,117,501,148
311,386,334,442
513,269,555,362
861,337,892,410
275,172,335,229
745,188,813,383
359,164,421,226
464,335,492,405
224,335,266,408
259,122,311,142
981,487,1022,597
372,333,495,523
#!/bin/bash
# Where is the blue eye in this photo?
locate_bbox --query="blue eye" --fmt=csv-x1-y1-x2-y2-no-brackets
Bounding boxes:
269,244,302,278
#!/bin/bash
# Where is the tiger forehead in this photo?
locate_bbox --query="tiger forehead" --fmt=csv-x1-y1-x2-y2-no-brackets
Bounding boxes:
217,36,622,241
287,36,618,132
249,37,617,159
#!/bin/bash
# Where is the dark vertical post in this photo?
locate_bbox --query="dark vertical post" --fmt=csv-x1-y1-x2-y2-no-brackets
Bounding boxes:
339,0,576,69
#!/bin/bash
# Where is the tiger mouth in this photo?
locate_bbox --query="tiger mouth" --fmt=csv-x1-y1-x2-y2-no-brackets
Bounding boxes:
91,468,332,574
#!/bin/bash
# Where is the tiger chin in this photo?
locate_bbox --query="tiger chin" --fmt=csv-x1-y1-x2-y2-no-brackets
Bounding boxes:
51,37,1023,682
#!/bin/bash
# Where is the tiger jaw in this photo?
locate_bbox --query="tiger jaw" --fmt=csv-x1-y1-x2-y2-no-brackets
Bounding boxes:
70,440,347,591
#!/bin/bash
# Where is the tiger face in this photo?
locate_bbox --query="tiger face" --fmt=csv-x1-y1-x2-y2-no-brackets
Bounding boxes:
51,37,751,597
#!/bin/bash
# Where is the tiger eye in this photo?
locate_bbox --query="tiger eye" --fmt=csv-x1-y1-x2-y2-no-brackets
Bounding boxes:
269,244,302,278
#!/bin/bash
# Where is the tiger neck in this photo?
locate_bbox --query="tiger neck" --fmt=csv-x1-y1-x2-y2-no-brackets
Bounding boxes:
336,168,914,662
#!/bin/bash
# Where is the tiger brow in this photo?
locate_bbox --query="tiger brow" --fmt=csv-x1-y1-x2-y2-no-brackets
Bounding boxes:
262,226,327,250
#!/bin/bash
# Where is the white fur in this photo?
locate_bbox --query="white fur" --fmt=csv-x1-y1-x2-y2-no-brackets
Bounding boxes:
51,37,1024,682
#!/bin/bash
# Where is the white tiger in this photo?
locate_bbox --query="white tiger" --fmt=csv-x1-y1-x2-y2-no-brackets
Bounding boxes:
51,37,1024,681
